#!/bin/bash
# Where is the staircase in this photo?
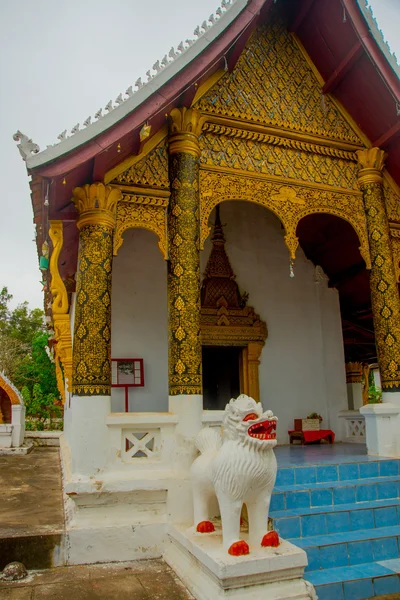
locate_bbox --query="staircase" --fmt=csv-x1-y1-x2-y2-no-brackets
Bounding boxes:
271,455,400,600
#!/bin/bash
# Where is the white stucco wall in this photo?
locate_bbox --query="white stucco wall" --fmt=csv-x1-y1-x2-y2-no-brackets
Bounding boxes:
111,229,168,412
111,202,348,442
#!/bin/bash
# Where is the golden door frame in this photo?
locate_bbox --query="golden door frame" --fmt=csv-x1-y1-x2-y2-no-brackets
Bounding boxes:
200,305,267,402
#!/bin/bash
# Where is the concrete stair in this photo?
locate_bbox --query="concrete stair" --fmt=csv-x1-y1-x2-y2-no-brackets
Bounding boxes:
271,458,400,600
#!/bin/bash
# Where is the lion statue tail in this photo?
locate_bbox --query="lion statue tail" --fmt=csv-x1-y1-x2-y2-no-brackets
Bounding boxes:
195,427,222,455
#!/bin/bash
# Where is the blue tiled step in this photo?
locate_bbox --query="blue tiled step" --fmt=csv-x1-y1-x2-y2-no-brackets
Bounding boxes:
305,559,400,600
291,525,400,571
271,500,400,539
275,460,400,487
271,476,400,514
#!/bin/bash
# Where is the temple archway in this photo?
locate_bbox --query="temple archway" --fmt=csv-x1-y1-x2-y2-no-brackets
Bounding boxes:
296,213,374,365
0,372,24,425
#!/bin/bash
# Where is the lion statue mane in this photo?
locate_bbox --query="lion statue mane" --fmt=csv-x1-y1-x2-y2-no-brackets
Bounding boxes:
190,394,278,556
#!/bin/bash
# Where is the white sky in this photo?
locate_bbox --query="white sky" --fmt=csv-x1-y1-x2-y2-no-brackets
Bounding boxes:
0,0,398,309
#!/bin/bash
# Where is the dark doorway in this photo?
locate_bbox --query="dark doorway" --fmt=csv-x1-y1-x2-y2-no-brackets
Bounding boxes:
202,346,241,410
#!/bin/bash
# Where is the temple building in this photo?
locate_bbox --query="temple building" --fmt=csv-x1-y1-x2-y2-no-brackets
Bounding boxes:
14,0,400,592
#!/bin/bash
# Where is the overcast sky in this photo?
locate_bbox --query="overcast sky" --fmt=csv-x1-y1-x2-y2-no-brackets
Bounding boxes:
0,0,398,310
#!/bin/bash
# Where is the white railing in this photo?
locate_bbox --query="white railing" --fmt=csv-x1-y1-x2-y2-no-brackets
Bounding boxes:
202,410,224,428
338,410,366,443
106,412,178,468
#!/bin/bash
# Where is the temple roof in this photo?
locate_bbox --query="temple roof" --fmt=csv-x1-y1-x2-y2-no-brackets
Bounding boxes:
14,0,400,187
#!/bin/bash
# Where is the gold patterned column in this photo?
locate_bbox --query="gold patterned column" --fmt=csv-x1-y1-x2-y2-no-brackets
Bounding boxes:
357,148,400,390
168,108,205,395
71,183,122,395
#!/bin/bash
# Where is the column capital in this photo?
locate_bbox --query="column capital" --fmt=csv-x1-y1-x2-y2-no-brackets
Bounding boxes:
72,183,122,230
169,107,205,157
345,361,363,384
356,148,387,186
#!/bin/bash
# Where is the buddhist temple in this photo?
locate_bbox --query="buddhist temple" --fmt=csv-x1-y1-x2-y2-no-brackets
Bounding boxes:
14,0,400,596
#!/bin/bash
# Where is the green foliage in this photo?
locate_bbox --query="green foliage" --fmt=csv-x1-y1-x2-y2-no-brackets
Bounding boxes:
14,332,59,398
22,384,62,428
368,384,382,403
0,287,61,421
307,412,323,422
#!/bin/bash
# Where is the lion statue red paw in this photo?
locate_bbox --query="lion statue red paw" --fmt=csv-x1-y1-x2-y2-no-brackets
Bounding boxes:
190,395,279,554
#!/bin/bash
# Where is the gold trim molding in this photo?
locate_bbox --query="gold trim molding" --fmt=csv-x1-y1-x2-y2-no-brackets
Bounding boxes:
114,195,168,259
202,119,361,157
199,170,371,268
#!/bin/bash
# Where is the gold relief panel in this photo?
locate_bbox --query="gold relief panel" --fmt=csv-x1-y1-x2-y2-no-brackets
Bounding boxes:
195,21,362,145
199,170,371,269
72,224,113,396
114,197,168,259
384,177,400,223
199,130,359,191
113,138,169,188
361,182,400,389
390,225,400,284
49,221,73,400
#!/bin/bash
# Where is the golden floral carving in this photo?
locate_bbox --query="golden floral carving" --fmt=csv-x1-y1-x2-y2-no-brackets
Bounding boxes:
358,178,400,390
72,224,113,396
199,170,371,268
73,183,122,230
202,122,357,160
345,361,363,384
113,139,169,188
49,221,73,400
49,221,69,314
384,177,400,223
199,131,359,191
390,226,400,283
357,148,387,173
169,107,206,157
114,199,168,259
196,21,362,144
168,146,202,395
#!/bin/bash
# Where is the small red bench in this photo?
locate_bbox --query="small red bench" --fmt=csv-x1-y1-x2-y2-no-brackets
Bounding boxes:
288,429,335,445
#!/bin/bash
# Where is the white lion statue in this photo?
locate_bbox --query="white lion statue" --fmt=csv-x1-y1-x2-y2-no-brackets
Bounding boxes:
190,394,278,556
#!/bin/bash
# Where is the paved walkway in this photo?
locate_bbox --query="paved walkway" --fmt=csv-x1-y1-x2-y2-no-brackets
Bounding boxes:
0,446,64,539
0,560,193,599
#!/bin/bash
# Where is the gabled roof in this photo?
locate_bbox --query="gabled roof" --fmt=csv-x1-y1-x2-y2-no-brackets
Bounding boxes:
16,0,251,170
14,0,400,187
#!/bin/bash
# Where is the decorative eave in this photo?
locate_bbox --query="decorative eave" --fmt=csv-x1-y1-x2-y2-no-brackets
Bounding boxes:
17,0,252,170
357,0,400,81
344,0,400,103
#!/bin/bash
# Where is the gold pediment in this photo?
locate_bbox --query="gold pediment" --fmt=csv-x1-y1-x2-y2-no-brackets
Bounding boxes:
195,20,363,146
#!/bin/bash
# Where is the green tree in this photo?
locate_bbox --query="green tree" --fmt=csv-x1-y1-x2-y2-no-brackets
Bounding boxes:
0,286,60,409
14,331,59,398
22,384,62,431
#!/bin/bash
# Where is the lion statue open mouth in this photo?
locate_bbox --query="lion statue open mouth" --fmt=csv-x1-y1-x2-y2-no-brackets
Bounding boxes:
190,394,279,556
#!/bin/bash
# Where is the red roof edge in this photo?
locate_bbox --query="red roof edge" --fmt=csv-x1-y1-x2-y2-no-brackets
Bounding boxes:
343,0,400,104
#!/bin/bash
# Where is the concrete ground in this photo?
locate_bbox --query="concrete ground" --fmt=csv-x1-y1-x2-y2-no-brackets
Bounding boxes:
0,559,193,599
0,447,64,539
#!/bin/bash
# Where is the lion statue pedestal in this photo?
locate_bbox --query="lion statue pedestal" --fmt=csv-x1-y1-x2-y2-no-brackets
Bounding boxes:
164,395,316,600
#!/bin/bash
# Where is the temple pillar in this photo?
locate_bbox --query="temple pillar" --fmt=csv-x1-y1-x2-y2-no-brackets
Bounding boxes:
69,183,122,475
345,362,363,410
357,149,400,455
167,108,205,523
